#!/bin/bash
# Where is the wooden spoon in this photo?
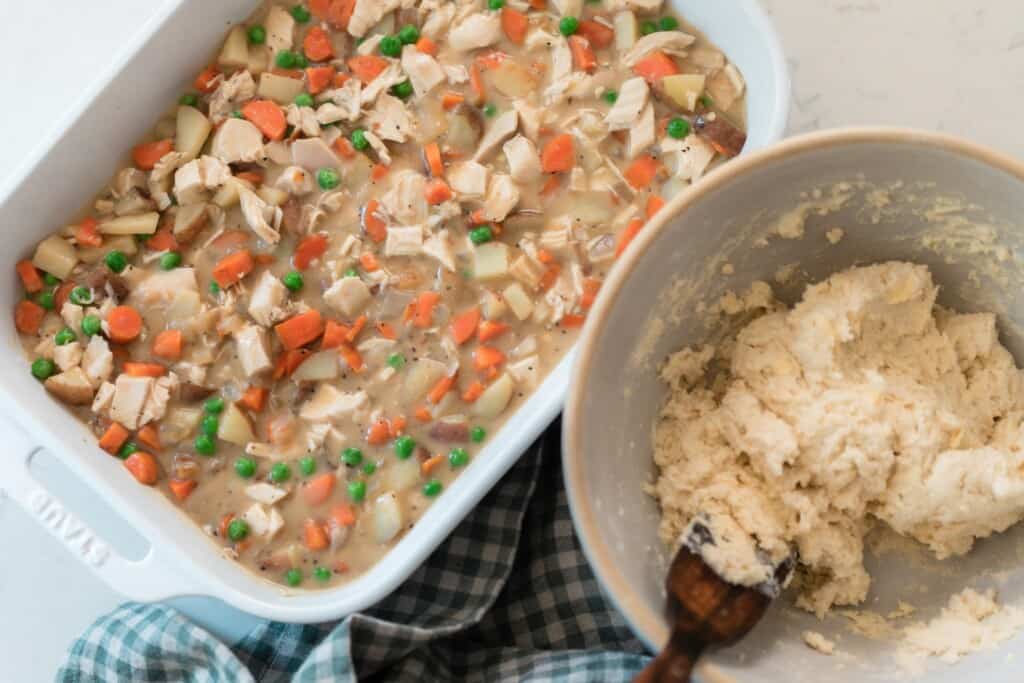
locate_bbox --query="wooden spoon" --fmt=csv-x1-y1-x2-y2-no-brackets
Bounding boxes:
634,520,794,683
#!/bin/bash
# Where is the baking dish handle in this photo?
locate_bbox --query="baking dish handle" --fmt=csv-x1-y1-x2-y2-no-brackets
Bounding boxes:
1,418,205,602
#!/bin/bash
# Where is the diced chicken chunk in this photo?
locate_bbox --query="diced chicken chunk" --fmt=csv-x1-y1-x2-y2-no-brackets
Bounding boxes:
174,156,233,205
264,5,295,55
324,276,372,317
423,229,456,272
291,137,340,172
82,335,114,386
348,0,401,37
210,118,266,164
234,325,273,376
238,185,282,244
706,63,746,111
208,70,256,124
503,136,542,183
91,381,115,413
482,175,521,222
53,341,83,372
61,302,84,331
669,135,716,181
173,203,209,243
245,482,289,505
385,226,424,257
139,374,175,426
110,374,153,429
300,385,369,422
449,13,503,52
421,2,455,39
473,110,519,163
605,77,649,131
627,102,656,159
131,268,198,305
550,0,583,17
401,45,446,97
248,271,289,326
447,161,489,198
623,31,697,67
381,170,428,225
320,78,362,123
363,130,392,165
242,504,285,538
275,166,315,196
45,367,95,405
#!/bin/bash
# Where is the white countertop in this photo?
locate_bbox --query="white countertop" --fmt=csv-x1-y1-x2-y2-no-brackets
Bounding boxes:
1,1,1021,680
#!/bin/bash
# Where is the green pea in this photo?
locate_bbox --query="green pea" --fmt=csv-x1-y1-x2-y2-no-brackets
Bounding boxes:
488,0,504,8
379,35,402,58
313,566,332,582
230,110,244,119
179,93,199,107
275,50,299,69
698,94,713,109
299,456,317,476
394,435,416,459
290,4,311,22
204,397,225,414
351,129,369,151
54,328,76,346
36,291,55,311
194,434,216,456
640,20,657,35
247,25,266,44
235,457,257,478
285,568,303,587
666,118,691,140
159,252,182,270
344,268,359,278
270,462,292,483
469,226,493,245
30,358,55,380
209,281,221,295
423,480,442,497
69,286,92,305
227,518,250,542
348,480,366,502
81,315,102,337
294,93,315,108
317,167,341,190
448,448,469,468
390,80,413,99
117,441,139,459
294,53,309,68
483,103,497,117
342,447,363,466
559,16,579,36
282,271,304,292
200,414,219,437
603,90,618,104
470,426,486,443
387,353,406,369
362,461,377,476
398,24,420,45
658,16,679,31
43,273,60,286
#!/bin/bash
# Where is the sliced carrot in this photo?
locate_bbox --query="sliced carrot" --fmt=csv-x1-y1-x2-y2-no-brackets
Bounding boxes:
303,473,337,506
304,518,330,551
359,252,380,272
476,51,507,70
376,321,397,340
468,208,488,226
212,249,255,288
339,344,363,372
99,422,130,455
469,63,486,105
168,479,197,501
462,381,485,403
123,362,166,378
218,514,234,539
424,142,444,177
272,67,305,80
326,0,355,29
75,217,103,248
633,50,679,83
330,503,357,527
421,454,445,476
424,178,453,205
124,452,159,486
210,230,250,250
536,248,556,265
415,405,433,422
273,348,311,379
347,55,389,84
541,134,575,173
306,65,336,95
528,0,546,8
390,415,407,435
646,194,666,219
194,64,220,93
242,100,287,141
362,200,388,243
322,320,348,350
616,218,645,258
413,291,441,328
16,260,43,293
366,419,391,445
14,300,44,335
427,374,456,404
415,36,438,55
450,307,481,345
132,139,174,170
152,329,183,360
473,346,506,372
478,320,510,342
107,306,143,344
441,91,465,111
136,424,162,452
501,7,529,44
539,263,562,291
581,277,602,309
561,314,586,327
569,35,597,72
333,71,350,87
334,137,356,159
345,315,367,343
310,0,331,19
303,26,334,62
145,227,178,252
624,156,662,190
577,20,614,49
371,163,390,182
239,386,268,413
275,310,324,350
294,233,329,270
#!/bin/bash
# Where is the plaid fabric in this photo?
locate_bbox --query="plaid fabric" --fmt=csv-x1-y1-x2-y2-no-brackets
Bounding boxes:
58,422,650,682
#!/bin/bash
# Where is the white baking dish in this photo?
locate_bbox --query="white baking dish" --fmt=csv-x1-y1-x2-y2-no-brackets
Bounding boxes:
0,0,789,622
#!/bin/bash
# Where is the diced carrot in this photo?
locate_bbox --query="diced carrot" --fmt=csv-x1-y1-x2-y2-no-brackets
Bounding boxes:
366,419,390,445
218,514,234,539
540,175,562,197
371,163,390,182
107,306,143,344
339,344,363,372
376,321,397,340
616,218,645,258
51,282,73,310
210,230,250,250
569,35,597,72
468,208,488,226
75,217,103,248
333,72,350,87
145,227,178,252
16,261,43,293
424,142,444,177
123,362,166,378
403,302,415,324
415,36,437,55
413,291,441,328
461,381,485,403
294,233,329,270
441,91,465,111
528,0,546,8
304,518,330,551
421,454,445,476
326,0,355,29
168,478,197,501
536,248,556,265
306,65,336,95
541,134,575,173
346,315,367,343
239,386,268,413
254,253,276,266
539,263,561,291
501,7,529,44
476,51,507,70
194,64,220,93
132,139,174,170
359,252,380,271
303,26,334,62
450,307,481,345
348,55,389,84
362,200,387,243
633,50,680,83
415,405,433,422
275,310,324,350
99,422,130,455
427,374,456,404
473,346,506,371
272,68,305,80
624,156,662,190
646,194,666,219
136,424,162,452
561,314,586,327
469,63,486,105
390,415,407,435
478,320,509,342
242,100,288,141
334,137,356,159
235,170,264,186
423,178,453,205
152,329,183,360
581,277,602,309
273,348,310,379
310,0,331,19
212,249,255,288
577,20,614,49
124,452,159,486
303,473,337,506
330,503,357,527
321,320,348,350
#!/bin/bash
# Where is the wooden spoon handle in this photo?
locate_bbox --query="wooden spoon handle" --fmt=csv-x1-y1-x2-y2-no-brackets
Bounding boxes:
634,632,703,683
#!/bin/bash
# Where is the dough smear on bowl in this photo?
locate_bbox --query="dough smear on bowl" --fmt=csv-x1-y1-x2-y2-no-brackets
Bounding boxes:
652,261,1024,616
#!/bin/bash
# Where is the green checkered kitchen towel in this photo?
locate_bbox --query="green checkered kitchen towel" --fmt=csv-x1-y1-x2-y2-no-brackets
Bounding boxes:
57,421,651,682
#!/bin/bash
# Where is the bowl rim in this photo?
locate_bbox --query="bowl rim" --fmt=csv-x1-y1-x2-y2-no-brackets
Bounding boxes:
561,127,1024,664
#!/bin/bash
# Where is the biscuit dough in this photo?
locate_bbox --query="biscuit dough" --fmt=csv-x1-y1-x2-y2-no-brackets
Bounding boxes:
653,262,1024,615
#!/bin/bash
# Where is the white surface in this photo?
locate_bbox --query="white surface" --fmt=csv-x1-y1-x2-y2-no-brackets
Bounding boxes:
0,0,1019,680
